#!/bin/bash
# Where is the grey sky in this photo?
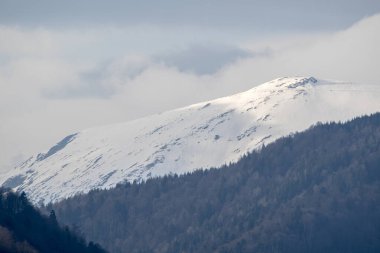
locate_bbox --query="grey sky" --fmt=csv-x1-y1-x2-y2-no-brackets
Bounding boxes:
1,0,380,32
0,1,379,173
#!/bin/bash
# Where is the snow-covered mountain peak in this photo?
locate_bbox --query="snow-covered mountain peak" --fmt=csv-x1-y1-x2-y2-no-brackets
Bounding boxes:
1,76,379,204
259,76,317,89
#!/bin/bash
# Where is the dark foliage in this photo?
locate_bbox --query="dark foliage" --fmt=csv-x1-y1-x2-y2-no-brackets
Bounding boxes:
52,113,380,253
0,189,107,253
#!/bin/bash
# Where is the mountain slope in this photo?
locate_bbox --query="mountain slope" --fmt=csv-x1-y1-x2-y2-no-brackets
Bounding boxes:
52,113,380,253
1,77,380,204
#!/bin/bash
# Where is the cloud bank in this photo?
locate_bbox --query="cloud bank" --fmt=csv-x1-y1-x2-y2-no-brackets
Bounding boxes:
0,13,379,173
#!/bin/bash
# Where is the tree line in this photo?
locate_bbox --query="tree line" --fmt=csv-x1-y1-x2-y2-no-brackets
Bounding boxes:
0,188,107,253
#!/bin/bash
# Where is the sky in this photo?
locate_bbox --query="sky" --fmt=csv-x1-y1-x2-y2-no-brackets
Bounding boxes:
1,0,380,173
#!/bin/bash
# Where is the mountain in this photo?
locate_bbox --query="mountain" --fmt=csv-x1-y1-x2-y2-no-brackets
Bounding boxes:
0,188,107,253
51,113,380,253
1,77,380,204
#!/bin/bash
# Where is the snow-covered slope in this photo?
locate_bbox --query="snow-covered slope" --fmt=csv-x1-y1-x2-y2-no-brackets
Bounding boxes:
1,77,380,204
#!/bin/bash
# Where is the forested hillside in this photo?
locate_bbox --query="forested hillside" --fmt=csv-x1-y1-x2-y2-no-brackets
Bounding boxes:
52,113,380,253
0,189,107,253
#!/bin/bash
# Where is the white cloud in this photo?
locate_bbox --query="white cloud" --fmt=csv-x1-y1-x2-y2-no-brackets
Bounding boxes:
155,44,256,75
0,14,379,173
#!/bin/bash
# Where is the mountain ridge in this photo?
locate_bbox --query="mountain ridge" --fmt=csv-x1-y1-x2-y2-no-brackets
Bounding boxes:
1,76,379,204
